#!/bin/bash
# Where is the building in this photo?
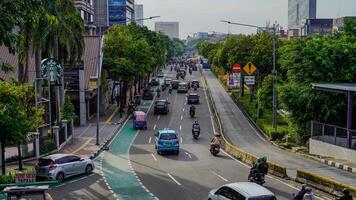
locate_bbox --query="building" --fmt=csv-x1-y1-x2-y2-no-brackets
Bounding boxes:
108,0,135,26
134,4,143,27
301,18,333,36
93,0,109,30
155,22,179,39
288,0,317,37
75,0,96,35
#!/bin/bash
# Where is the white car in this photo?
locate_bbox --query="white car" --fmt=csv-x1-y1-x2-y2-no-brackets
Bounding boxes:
208,182,276,200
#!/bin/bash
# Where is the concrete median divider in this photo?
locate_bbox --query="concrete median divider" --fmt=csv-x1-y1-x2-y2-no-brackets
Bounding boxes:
202,73,288,179
296,169,356,196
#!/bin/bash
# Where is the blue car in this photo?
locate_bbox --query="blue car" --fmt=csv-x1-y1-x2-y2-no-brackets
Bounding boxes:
155,130,180,155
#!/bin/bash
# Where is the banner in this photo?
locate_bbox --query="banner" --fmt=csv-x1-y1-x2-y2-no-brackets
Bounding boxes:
227,73,240,88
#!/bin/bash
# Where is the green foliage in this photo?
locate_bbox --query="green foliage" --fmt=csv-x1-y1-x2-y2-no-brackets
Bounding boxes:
0,172,16,184
40,139,57,155
343,17,356,36
61,95,77,121
278,35,356,142
256,75,273,109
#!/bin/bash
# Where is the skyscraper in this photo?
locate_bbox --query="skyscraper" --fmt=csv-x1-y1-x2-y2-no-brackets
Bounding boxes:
135,4,144,27
155,22,179,39
75,0,96,35
108,0,135,26
288,0,317,36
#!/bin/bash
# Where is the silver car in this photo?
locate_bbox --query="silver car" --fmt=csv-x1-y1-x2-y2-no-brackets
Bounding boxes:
208,182,276,200
35,154,94,183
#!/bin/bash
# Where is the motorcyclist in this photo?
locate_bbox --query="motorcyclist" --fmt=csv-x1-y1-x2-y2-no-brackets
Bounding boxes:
249,156,268,179
128,100,135,114
210,136,221,150
337,188,353,200
303,187,315,200
168,85,172,94
294,184,308,200
156,87,161,98
189,105,195,117
192,121,200,131
189,68,192,75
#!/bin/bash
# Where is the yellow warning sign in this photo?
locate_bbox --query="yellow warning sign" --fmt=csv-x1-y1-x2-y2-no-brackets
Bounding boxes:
243,62,257,75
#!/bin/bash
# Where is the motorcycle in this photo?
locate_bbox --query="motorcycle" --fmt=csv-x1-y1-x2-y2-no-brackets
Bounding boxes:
210,144,220,156
169,88,172,94
193,85,197,91
248,171,266,185
190,109,195,118
192,127,200,139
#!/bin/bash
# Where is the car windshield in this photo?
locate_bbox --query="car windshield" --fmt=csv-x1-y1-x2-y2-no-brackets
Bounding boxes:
189,95,198,99
156,101,166,106
38,159,53,166
160,133,177,140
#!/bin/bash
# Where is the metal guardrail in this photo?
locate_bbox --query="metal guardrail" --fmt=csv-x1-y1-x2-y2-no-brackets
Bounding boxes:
311,121,356,150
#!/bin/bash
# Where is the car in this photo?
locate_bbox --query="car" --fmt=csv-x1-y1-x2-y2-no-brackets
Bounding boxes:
157,71,164,78
208,182,276,200
155,129,179,155
154,100,170,115
171,80,180,89
191,80,200,88
149,78,160,86
164,78,172,86
177,82,189,93
35,154,94,183
187,93,200,104
142,88,154,100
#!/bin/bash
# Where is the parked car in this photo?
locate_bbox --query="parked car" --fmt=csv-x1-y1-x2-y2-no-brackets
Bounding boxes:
191,80,200,88
154,100,170,115
35,154,94,183
164,78,172,87
142,88,154,100
208,182,276,200
187,93,200,104
155,129,179,155
171,80,180,89
149,78,160,86
177,82,189,93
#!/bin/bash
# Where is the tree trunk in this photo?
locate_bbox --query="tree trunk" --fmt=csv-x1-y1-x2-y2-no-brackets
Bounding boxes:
17,143,23,171
1,138,5,175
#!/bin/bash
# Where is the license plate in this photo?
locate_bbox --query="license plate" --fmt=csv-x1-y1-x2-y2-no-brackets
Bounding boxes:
164,143,171,147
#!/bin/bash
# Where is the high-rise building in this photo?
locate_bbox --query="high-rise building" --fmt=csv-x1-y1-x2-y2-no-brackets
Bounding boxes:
93,0,109,29
75,0,96,35
155,22,179,39
288,0,317,36
134,4,144,27
108,0,135,26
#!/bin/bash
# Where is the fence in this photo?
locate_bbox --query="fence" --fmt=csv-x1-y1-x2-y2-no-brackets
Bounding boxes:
59,126,66,146
311,121,356,150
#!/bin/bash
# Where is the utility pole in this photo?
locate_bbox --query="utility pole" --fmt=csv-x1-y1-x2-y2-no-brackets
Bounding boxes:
96,25,102,146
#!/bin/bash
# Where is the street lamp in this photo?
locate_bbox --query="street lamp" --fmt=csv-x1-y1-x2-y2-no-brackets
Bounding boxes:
221,20,278,131
95,15,161,146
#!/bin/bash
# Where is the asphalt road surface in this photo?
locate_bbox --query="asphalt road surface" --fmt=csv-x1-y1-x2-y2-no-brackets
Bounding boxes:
202,69,356,187
129,68,299,200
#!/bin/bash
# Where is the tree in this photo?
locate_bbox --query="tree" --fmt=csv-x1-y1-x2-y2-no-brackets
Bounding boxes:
61,95,77,121
0,81,44,173
278,35,356,143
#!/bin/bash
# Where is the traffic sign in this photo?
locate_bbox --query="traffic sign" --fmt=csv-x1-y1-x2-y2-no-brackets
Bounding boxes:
232,64,241,73
243,62,257,75
244,76,255,85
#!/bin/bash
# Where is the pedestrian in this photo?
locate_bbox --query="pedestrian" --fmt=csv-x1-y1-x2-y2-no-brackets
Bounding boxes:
337,188,353,200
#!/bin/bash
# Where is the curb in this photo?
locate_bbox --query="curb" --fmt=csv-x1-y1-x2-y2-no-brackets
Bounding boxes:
321,159,356,174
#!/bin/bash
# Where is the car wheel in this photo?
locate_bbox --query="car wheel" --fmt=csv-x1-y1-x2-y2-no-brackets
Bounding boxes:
56,172,64,183
85,165,93,174
157,150,161,155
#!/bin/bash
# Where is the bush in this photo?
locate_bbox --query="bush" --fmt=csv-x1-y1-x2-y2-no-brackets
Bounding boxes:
270,131,285,141
40,139,57,155
0,173,16,184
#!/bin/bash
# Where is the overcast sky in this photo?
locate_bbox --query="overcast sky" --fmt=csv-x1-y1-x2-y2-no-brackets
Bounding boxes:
135,0,356,39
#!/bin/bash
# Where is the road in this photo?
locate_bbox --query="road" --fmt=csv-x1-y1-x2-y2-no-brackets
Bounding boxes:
128,68,299,200
202,69,356,187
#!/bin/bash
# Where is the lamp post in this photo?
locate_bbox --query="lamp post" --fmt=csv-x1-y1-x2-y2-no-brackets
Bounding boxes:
95,16,161,146
221,20,278,131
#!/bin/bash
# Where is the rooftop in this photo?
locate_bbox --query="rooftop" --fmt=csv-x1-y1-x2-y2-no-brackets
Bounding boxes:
312,83,356,93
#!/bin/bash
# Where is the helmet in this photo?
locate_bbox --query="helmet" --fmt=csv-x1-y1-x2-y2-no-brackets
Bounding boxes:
259,156,267,162
305,187,312,192
301,184,308,190
343,188,350,195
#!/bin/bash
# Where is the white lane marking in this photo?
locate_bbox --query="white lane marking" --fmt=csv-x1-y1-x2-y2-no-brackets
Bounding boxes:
179,125,182,131
148,137,152,144
168,173,182,186
151,153,157,161
181,115,183,121
157,115,160,120
153,124,157,130
180,137,183,144
211,171,229,182
184,152,192,159
184,102,187,106
183,108,185,112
